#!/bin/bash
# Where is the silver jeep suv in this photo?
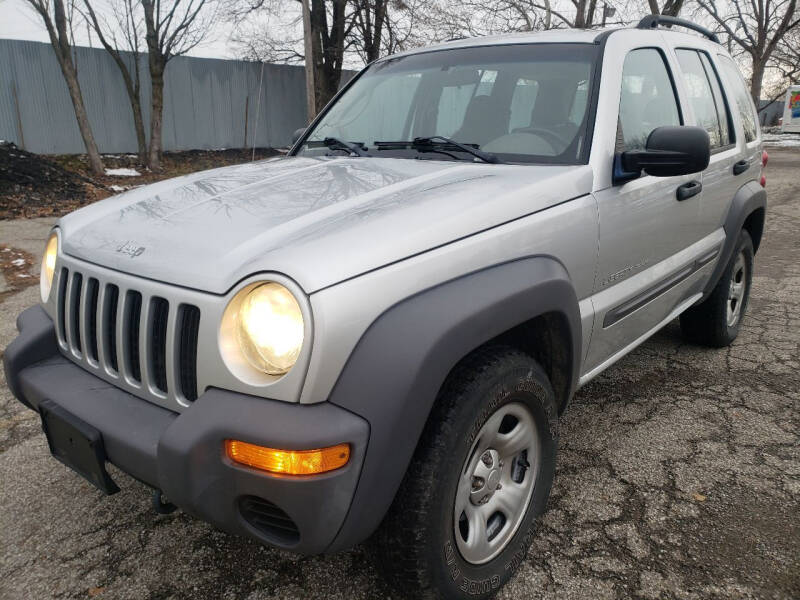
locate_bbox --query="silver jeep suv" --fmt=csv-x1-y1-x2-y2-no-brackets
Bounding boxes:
5,15,767,600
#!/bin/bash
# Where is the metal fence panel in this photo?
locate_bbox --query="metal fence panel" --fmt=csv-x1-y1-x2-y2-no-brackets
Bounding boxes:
0,39,316,154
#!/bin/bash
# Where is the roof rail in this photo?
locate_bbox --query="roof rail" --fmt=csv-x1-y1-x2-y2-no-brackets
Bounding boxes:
636,15,721,43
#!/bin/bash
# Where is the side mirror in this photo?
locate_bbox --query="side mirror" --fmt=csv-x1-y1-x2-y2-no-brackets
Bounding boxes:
292,127,306,145
614,126,710,184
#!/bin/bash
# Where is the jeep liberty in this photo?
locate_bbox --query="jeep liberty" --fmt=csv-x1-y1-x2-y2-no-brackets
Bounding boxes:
4,15,767,600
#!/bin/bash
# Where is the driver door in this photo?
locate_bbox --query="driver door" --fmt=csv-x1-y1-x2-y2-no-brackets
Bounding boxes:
584,47,703,375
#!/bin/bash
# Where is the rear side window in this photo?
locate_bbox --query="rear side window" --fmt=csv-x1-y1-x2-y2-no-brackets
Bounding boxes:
717,55,758,142
676,49,732,149
618,48,682,151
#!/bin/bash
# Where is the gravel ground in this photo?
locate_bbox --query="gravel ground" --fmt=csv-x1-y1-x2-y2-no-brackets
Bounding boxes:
1,149,798,600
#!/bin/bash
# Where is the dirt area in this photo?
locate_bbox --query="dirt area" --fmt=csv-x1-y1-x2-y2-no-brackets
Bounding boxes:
0,143,281,219
0,148,798,600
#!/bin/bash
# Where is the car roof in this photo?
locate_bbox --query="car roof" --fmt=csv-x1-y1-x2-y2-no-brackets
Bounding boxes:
386,28,608,60
379,25,723,62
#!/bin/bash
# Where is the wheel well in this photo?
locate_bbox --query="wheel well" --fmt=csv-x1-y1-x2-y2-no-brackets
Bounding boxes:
435,313,573,415
742,207,765,253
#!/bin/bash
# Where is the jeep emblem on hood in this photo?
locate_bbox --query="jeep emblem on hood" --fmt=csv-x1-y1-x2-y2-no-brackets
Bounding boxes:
115,241,146,258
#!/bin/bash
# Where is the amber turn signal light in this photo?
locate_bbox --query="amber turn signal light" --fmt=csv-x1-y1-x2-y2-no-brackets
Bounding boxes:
225,440,350,476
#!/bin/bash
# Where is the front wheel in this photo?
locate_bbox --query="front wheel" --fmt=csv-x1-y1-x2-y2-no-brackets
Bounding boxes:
373,346,558,600
680,229,754,347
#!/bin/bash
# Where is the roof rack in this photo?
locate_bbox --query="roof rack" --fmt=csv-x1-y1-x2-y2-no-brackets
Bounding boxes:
636,15,721,43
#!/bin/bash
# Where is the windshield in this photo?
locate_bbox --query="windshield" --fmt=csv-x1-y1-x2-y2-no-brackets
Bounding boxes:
295,43,599,165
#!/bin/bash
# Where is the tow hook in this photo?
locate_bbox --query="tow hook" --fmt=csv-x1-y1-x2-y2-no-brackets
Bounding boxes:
152,489,178,515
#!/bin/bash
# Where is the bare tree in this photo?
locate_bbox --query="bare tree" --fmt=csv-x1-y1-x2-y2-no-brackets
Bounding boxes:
141,0,217,170
759,27,800,111
82,0,147,163
697,0,800,103
350,0,389,62
229,0,353,111
25,0,105,175
307,0,351,112
647,0,684,16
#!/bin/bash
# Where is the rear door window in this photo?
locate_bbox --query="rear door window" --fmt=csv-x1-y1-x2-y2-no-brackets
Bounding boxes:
618,48,682,151
676,49,732,149
717,55,758,143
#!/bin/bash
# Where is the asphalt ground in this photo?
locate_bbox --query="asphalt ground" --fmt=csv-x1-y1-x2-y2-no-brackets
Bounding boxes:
1,148,798,600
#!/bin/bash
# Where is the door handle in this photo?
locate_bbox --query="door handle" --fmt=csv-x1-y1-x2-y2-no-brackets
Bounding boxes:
676,180,702,201
732,159,750,175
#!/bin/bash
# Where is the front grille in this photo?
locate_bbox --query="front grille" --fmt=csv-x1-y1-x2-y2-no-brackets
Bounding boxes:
55,267,201,408
239,496,300,545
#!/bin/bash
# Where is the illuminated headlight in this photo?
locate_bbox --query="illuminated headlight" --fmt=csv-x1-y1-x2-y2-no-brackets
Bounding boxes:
40,232,58,302
229,282,305,376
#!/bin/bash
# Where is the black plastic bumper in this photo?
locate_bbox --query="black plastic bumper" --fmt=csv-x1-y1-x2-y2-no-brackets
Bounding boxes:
3,306,369,555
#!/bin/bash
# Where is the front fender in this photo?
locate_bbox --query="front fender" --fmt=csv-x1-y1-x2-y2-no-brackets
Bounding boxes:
326,256,580,551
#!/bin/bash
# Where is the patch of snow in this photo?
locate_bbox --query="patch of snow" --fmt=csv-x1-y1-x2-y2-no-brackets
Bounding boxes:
11,258,26,266
110,185,126,192
105,167,141,177
763,133,800,147
768,140,800,147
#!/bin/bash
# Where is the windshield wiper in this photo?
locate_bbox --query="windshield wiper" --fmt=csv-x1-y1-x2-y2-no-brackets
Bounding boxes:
321,137,370,157
374,136,501,164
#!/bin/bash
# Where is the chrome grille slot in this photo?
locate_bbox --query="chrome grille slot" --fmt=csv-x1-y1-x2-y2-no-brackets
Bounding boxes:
103,284,120,373
149,297,169,394
178,305,200,402
51,257,201,411
85,278,100,362
123,291,142,383
56,267,69,345
66,272,83,355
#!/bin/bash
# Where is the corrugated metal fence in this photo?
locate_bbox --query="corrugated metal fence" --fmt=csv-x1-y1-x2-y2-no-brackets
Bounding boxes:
0,39,312,154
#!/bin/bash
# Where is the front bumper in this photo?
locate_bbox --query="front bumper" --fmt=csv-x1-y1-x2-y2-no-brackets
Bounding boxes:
3,305,369,555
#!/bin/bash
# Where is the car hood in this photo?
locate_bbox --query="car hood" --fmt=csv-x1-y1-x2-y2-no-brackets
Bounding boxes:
59,156,593,294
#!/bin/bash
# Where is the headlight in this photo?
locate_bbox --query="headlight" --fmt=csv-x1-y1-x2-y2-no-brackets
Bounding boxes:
234,282,304,375
40,232,58,302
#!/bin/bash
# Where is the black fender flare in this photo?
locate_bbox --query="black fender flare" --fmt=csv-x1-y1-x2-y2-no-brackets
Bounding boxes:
326,256,581,551
704,180,766,297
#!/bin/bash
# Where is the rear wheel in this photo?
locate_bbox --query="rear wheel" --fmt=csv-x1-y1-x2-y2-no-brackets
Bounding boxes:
374,346,558,600
680,229,754,347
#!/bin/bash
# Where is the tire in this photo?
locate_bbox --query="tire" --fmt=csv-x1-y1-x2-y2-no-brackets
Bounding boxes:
680,229,754,347
373,346,558,600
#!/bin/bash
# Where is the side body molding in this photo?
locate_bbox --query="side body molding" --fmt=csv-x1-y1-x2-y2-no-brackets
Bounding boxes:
326,256,581,551
704,180,766,297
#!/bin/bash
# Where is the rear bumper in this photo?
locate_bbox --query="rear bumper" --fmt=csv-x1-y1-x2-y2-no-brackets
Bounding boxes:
3,305,369,555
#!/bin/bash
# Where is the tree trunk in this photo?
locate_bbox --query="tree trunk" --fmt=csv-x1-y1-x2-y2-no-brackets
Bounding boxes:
110,52,147,163
131,92,148,164
148,63,165,171
750,57,766,106
58,54,105,175
38,0,104,176
301,0,316,122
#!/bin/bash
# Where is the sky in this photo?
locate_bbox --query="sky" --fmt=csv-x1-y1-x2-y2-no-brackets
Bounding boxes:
0,0,236,58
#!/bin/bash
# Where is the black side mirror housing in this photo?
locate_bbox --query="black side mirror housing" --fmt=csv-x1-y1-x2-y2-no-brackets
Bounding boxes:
292,127,306,145
614,126,710,184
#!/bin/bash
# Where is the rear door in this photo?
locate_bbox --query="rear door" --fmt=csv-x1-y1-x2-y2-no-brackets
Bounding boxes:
715,54,763,179
672,47,745,244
